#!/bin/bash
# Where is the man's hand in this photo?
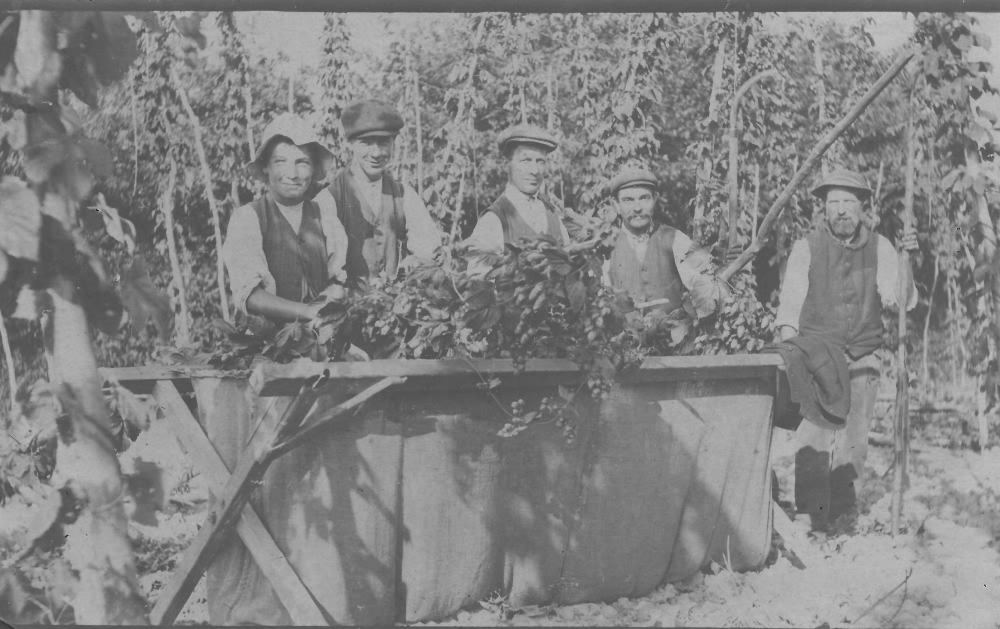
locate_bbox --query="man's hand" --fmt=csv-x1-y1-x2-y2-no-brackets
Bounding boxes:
319,283,346,301
303,301,324,322
777,325,797,342
900,227,918,252
344,345,370,362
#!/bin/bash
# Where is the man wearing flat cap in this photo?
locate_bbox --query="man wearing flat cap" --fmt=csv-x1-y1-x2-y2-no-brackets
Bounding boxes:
603,167,715,322
776,167,918,533
223,112,348,323
466,124,570,252
326,99,441,288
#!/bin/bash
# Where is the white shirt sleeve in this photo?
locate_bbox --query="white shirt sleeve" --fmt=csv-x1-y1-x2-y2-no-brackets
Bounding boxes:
222,204,276,314
557,212,571,243
670,230,709,290
876,235,919,311
465,212,505,254
313,188,348,283
775,238,811,332
402,185,442,258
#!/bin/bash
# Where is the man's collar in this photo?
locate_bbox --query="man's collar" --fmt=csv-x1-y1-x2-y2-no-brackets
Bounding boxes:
621,224,655,246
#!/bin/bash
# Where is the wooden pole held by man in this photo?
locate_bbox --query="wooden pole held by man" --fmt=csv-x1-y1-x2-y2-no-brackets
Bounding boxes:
891,87,918,536
718,49,917,284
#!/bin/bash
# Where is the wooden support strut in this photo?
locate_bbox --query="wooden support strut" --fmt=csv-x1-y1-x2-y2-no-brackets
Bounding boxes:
151,381,328,626
269,376,407,460
149,373,406,625
149,374,329,626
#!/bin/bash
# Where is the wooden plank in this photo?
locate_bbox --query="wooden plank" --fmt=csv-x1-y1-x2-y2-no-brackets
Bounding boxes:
624,354,782,385
251,355,783,397
103,355,782,398
149,379,325,626
250,358,584,397
102,355,782,397
101,366,250,394
151,381,328,626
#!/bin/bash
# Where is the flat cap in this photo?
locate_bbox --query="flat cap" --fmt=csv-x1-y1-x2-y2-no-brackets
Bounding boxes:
248,113,334,183
610,168,658,196
341,99,404,141
497,124,558,154
811,168,874,200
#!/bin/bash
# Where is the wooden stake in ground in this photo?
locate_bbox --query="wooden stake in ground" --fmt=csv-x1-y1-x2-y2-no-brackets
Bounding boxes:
726,69,779,253
693,38,727,245
170,66,232,323
891,88,918,536
160,156,191,346
0,315,17,418
408,53,424,198
718,49,917,284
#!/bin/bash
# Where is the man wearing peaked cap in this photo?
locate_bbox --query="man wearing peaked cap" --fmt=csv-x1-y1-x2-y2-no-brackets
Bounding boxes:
325,99,441,288
776,167,918,534
603,167,716,322
223,112,348,324
466,123,569,253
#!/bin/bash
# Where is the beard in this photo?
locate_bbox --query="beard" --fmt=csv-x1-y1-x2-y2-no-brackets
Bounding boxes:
829,216,860,239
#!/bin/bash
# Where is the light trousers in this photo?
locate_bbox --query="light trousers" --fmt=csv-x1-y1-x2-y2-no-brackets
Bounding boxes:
794,351,881,523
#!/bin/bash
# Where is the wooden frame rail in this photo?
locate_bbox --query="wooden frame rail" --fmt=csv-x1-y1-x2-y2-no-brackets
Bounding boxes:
102,355,782,398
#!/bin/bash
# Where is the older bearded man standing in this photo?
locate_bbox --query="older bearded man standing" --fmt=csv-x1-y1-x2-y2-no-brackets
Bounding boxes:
776,168,918,534
326,99,441,288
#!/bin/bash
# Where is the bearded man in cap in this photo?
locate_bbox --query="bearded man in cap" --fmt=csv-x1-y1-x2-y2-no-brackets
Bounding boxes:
466,124,570,252
326,99,441,288
776,168,918,533
223,112,348,323
603,167,715,323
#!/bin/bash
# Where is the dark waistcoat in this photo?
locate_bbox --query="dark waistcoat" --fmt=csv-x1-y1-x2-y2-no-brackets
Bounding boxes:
799,224,883,359
607,225,684,315
328,168,407,287
485,194,565,246
251,194,328,303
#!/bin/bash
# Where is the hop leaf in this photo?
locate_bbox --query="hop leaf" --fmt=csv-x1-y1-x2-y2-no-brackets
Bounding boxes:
0,176,41,262
120,255,171,344
90,193,136,255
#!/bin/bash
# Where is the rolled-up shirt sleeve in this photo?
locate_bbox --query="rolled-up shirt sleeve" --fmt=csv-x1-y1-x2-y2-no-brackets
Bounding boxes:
876,235,918,311
671,230,712,290
313,188,349,283
775,238,811,333
223,204,275,314
465,212,505,253
402,186,442,259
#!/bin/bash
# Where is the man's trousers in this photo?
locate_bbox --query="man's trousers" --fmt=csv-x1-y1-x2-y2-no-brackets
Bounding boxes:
794,351,881,526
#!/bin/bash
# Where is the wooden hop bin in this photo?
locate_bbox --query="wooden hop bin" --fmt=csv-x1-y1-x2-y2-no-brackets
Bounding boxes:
104,353,781,625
